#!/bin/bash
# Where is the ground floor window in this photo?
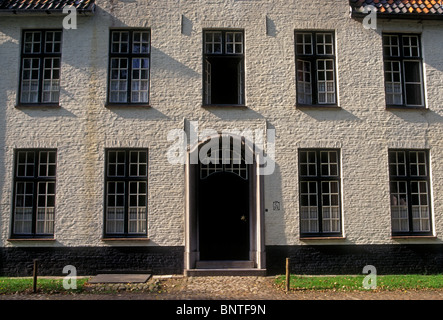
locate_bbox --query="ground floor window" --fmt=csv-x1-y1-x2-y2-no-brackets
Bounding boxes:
104,149,148,237
389,149,432,236
298,149,342,237
12,149,57,238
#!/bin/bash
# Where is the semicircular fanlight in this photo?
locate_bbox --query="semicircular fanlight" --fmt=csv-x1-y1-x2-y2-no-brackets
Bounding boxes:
200,147,248,180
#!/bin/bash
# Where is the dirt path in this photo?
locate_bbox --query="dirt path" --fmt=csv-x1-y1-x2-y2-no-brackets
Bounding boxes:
2,276,443,300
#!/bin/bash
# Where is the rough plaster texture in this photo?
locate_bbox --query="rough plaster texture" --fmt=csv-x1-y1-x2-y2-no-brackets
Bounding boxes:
0,0,442,253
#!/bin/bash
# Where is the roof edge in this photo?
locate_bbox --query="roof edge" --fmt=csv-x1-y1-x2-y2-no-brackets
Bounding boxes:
351,11,443,21
0,5,95,15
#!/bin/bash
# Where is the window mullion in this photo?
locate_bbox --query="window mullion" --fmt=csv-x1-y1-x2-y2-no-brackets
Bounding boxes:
127,34,133,103
310,56,318,105
400,58,408,107
37,55,44,104
127,55,132,104
317,179,323,234
221,31,226,55
404,151,415,233
316,151,323,234
312,33,318,105
32,151,39,236
124,151,130,235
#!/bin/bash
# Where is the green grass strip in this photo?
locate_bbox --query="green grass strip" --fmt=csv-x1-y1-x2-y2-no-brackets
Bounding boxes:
275,274,443,291
0,277,89,294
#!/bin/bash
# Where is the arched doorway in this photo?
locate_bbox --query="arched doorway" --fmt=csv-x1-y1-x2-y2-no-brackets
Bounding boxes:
185,134,266,273
198,139,250,260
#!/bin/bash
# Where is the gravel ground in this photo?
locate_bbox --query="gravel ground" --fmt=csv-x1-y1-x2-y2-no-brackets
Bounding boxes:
2,275,443,300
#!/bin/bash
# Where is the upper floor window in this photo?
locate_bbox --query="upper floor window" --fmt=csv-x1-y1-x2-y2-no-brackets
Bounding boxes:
19,30,62,105
203,30,245,106
108,30,150,105
295,31,337,106
12,149,57,238
383,34,425,108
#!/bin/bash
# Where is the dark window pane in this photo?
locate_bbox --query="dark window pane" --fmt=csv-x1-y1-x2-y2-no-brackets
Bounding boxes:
139,164,147,176
404,61,421,83
109,151,116,163
47,195,55,207
117,151,125,163
300,182,308,194
300,164,307,176
301,195,308,206
405,84,423,106
116,164,125,176
108,195,115,206
399,181,407,194
310,195,317,205
390,181,398,193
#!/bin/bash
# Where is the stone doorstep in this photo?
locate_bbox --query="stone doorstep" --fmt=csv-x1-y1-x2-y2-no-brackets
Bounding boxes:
189,260,266,276
185,269,267,277
195,260,255,269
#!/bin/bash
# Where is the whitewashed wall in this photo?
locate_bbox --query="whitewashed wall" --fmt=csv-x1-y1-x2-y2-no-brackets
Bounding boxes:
0,0,442,249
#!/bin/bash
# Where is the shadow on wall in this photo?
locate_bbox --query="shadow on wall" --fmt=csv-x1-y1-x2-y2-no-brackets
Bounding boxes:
0,35,19,248
297,108,361,122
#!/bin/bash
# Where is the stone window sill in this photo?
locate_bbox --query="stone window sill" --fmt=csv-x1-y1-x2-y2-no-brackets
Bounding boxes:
202,104,247,108
8,238,56,242
391,235,436,240
101,238,150,241
16,103,60,108
295,104,341,110
105,103,151,108
300,236,346,241
386,106,428,111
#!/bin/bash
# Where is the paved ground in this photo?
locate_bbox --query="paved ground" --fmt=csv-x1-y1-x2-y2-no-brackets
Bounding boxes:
2,275,443,300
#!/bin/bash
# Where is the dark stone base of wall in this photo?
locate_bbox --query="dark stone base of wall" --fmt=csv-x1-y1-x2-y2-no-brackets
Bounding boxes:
266,244,443,275
2,244,443,276
0,246,184,277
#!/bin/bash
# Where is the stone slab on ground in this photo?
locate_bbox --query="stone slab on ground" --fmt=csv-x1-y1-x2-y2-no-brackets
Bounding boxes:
88,274,151,284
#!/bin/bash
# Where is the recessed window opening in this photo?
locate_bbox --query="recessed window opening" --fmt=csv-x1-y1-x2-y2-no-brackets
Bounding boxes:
203,30,245,105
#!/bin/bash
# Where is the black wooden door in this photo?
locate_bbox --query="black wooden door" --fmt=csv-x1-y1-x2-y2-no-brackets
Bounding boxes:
198,171,249,260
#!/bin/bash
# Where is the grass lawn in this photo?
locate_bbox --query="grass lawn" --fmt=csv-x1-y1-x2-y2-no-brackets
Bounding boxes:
275,274,443,291
0,277,90,294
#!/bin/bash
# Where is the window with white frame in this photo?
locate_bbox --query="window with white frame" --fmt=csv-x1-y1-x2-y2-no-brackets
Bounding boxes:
108,30,150,104
20,30,62,105
12,149,57,238
389,150,432,235
105,149,148,237
299,149,342,236
295,31,337,106
203,30,245,105
383,34,425,108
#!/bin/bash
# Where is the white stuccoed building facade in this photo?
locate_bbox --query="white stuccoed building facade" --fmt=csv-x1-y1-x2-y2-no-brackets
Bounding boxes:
0,0,442,276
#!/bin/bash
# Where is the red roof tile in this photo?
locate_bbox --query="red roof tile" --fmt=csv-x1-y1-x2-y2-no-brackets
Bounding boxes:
350,0,443,17
0,0,95,12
